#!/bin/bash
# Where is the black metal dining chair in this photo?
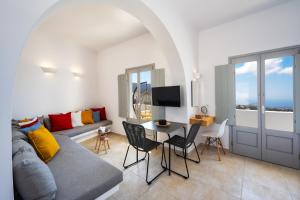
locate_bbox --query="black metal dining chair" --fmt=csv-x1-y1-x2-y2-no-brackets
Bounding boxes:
162,124,201,179
122,121,167,184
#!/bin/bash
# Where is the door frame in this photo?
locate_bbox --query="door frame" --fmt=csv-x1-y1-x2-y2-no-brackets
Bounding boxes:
125,64,155,123
230,54,262,159
260,49,299,168
229,45,300,168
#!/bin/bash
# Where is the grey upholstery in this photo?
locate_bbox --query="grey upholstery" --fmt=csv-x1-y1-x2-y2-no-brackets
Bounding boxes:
12,128,28,141
48,134,123,200
12,139,35,157
13,143,57,200
52,120,112,138
43,117,51,131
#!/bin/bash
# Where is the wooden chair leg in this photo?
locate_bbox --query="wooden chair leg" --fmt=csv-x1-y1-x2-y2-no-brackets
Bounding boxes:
95,135,99,150
216,140,221,161
218,138,225,155
207,137,211,150
97,139,101,154
201,137,208,155
107,140,110,149
104,143,106,153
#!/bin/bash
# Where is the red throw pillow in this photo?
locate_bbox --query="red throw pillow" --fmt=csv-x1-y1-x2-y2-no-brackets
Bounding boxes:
91,107,107,120
48,112,73,132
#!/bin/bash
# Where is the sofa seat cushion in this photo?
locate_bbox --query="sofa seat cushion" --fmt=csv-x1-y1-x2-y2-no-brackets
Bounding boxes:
48,135,123,200
52,120,112,138
13,142,57,200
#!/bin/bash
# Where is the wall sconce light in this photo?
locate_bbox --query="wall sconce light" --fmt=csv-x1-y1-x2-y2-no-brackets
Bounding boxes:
40,66,57,75
72,72,82,78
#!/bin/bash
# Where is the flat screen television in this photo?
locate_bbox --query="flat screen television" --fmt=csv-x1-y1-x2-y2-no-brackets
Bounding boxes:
152,86,181,107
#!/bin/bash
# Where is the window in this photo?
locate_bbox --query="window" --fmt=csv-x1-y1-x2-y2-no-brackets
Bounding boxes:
126,65,154,122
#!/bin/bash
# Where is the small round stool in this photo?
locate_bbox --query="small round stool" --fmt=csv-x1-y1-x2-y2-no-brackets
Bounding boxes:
95,129,110,154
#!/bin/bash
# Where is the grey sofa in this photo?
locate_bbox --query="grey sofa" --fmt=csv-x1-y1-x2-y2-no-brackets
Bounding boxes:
12,119,123,200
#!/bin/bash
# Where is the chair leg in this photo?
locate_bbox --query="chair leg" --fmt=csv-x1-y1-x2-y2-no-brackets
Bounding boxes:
174,142,200,163
146,151,167,185
218,138,225,155
94,135,99,150
207,137,211,150
162,143,189,179
161,143,168,168
97,139,102,154
123,145,147,169
193,142,201,163
171,147,189,179
201,137,208,155
183,148,189,179
216,141,221,161
104,140,107,154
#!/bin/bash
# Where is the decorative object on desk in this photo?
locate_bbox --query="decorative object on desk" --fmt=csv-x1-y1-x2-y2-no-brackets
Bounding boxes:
158,119,167,125
195,114,202,119
155,121,171,127
200,106,208,116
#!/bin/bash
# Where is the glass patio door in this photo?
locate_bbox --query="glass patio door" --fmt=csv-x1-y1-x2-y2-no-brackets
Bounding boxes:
261,52,299,168
231,48,300,168
232,56,262,159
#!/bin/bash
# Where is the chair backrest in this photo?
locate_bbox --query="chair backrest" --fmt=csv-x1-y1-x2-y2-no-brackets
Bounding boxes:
185,124,201,147
217,119,228,138
122,121,146,148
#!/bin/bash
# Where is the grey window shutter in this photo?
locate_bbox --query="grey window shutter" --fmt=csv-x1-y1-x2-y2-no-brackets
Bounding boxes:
215,64,235,125
118,74,128,118
151,68,166,120
295,54,300,133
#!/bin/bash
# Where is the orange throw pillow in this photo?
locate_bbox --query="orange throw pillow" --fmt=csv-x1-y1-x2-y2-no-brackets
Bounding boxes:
28,126,60,163
81,110,94,124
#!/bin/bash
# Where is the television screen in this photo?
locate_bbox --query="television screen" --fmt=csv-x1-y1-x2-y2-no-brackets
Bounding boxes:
152,86,181,107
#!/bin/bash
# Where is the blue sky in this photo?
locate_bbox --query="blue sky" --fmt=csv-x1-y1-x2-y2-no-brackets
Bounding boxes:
235,56,293,108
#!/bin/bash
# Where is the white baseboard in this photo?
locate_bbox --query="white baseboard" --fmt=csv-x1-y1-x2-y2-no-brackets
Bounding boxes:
94,185,119,200
71,125,112,143
72,130,98,143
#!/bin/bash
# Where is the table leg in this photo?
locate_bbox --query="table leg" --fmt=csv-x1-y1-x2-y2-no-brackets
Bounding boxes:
168,133,171,176
155,131,158,150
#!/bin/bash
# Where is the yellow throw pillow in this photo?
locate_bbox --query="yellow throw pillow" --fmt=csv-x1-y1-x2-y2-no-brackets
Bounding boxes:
28,126,60,163
81,110,94,124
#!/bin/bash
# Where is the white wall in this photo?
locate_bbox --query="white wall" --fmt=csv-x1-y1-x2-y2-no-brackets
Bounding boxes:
0,0,195,198
13,30,99,119
197,1,300,148
97,33,174,134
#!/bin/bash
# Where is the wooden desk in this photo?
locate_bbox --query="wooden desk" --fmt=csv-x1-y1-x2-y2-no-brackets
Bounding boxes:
189,115,215,127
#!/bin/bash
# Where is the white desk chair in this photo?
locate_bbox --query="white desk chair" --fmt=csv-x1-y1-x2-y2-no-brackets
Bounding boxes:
200,119,228,161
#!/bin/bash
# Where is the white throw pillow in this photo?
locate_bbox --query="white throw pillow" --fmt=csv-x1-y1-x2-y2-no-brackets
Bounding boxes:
71,111,84,127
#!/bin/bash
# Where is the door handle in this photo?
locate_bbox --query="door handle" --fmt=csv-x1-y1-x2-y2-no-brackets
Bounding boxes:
262,105,265,114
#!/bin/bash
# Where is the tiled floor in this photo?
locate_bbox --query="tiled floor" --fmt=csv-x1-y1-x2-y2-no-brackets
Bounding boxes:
80,133,300,200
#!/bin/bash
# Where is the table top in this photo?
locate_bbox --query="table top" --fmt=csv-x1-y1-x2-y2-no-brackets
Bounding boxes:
141,120,187,133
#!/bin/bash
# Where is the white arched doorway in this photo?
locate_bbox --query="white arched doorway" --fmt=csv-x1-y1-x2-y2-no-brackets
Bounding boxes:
0,0,192,198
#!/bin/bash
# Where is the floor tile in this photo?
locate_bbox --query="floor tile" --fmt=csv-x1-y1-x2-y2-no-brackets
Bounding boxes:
80,133,299,200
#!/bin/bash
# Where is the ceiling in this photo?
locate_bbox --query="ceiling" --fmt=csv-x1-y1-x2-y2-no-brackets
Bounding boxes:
160,0,292,30
37,4,148,51
36,0,292,51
